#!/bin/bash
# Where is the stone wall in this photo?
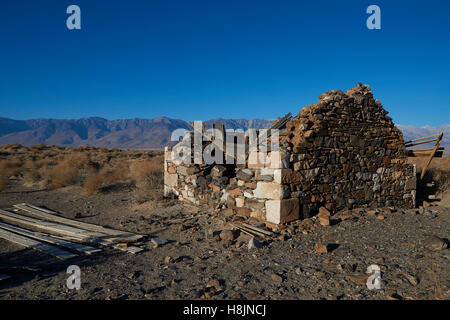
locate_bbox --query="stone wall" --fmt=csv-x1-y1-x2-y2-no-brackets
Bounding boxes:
277,83,416,222
164,147,290,226
164,83,416,226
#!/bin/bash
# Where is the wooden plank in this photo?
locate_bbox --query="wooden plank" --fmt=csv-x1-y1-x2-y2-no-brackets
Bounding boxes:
0,222,101,255
271,112,293,130
405,138,439,148
407,150,443,158
404,133,440,144
0,228,78,260
230,222,268,238
257,112,293,143
13,203,143,242
15,203,142,240
0,209,102,240
0,211,141,254
407,147,444,152
420,132,444,180
49,233,143,254
229,223,255,237
239,222,273,236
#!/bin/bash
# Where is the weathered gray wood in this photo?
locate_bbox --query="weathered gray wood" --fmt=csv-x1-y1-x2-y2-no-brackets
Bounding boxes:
14,203,143,243
0,228,78,260
0,209,102,240
0,222,101,255
404,133,440,145
0,210,142,254
239,222,273,236
50,233,143,254
405,138,439,148
420,132,444,180
113,244,144,254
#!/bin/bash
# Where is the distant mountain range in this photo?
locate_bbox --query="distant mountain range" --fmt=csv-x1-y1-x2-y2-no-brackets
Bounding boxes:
396,124,449,145
0,117,272,150
0,117,448,152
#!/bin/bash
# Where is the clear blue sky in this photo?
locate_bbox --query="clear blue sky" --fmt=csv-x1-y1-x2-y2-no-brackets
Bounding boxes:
0,0,449,126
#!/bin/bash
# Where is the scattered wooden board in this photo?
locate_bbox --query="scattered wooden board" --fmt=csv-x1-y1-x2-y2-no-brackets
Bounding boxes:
420,132,444,180
239,222,273,236
0,222,101,255
0,209,102,241
113,244,144,254
230,222,272,239
13,203,143,243
0,210,143,254
405,138,439,148
0,228,78,260
404,133,441,145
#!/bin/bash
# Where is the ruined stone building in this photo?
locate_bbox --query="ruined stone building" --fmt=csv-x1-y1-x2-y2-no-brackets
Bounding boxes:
164,83,416,226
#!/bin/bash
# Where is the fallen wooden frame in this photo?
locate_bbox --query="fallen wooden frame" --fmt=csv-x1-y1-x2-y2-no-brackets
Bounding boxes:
406,148,444,158
404,132,445,181
0,227,78,260
0,222,101,255
0,204,145,255
0,209,105,241
230,221,273,239
420,132,444,180
404,133,441,145
13,203,143,243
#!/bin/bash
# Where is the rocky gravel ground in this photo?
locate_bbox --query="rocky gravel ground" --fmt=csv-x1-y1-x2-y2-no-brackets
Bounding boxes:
0,182,448,300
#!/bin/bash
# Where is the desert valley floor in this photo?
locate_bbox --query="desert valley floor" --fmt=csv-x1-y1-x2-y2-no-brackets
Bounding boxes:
0,146,448,300
0,181,449,300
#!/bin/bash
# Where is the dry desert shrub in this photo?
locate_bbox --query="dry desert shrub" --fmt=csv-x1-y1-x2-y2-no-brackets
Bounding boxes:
71,153,100,171
83,163,130,195
0,174,8,192
41,156,57,167
47,158,80,188
84,173,103,195
104,163,130,184
0,162,9,192
22,160,42,186
33,158,50,169
408,156,450,192
30,143,46,150
23,170,41,187
0,144,164,195
129,156,163,188
4,143,22,151
427,168,450,192
0,159,23,178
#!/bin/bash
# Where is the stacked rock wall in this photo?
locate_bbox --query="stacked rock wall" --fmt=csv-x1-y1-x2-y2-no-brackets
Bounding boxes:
280,83,416,218
164,145,291,225
164,83,416,226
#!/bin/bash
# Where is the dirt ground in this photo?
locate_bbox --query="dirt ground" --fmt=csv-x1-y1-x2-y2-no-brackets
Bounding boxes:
0,178,449,300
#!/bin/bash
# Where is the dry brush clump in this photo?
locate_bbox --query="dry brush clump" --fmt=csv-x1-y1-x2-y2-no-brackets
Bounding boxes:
0,174,8,192
408,156,450,192
0,144,164,195
83,162,131,196
0,158,26,191
84,174,104,196
1,158,23,178
0,161,9,192
47,158,80,189
129,155,163,188
427,168,450,192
